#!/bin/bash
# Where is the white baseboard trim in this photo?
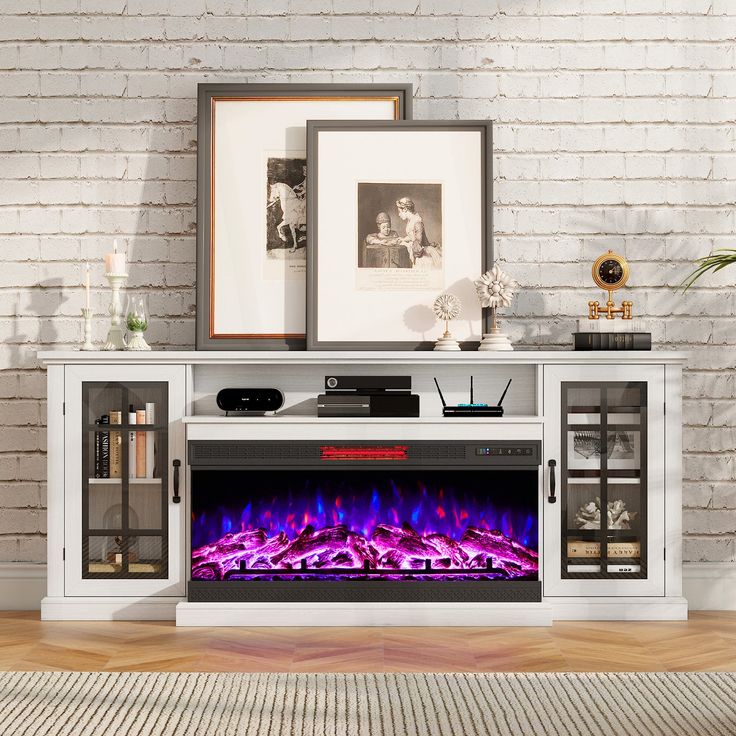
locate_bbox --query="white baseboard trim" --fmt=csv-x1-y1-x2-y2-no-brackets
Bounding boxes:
549,596,688,621
683,562,736,611
41,597,182,621
2,562,734,615
0,564,46,610
176,601,554,627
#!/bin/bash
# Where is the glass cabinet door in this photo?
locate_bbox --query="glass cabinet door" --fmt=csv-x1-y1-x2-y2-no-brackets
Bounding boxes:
64,364,185,597
83,381,169,579
543,364,665,598
562,382,646,580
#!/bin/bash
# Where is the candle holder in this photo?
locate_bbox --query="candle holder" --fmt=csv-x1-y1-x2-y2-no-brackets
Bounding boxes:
125,293,151,351
80,308,94,351
102,272,128,351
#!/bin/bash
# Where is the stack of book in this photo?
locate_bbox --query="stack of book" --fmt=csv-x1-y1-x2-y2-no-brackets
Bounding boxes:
93,402,156,479
567,540,641,558
573,318,651,351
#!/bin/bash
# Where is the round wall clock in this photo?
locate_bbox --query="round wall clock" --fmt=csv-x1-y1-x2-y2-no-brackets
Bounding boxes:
592,250,629,292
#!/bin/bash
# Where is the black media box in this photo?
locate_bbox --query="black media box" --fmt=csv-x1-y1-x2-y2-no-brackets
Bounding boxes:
318,375,419,417
317,393,420,418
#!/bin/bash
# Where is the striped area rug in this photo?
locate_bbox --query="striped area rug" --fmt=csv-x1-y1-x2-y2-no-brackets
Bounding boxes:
1,671,734,735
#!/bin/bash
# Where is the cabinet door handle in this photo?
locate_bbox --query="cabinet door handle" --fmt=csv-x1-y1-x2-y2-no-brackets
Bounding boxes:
547,459,557,504
172,459,181,504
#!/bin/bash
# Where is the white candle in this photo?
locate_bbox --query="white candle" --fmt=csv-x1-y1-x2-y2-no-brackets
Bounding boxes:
104,239,126,274
85,262,90,309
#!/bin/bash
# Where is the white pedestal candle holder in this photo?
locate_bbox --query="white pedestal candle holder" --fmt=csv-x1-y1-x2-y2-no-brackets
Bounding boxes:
102,273,128,351
80,308,94,351
126,330,151,351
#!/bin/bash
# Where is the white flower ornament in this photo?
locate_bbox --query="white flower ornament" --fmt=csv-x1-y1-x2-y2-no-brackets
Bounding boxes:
474,263,517,310
433,293,462,322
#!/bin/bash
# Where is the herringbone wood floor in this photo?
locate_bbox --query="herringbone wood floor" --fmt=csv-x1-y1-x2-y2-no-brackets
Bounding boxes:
0,612,734,672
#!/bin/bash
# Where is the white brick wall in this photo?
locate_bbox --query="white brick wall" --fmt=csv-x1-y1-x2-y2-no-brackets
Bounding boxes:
0,1,734,564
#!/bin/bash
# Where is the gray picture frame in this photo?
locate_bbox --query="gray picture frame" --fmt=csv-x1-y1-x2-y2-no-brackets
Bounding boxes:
196,83,413,351
306,120,493,351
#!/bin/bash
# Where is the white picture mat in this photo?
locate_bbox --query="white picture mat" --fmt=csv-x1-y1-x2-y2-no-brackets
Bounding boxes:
315,129,484,343
212,99,396,337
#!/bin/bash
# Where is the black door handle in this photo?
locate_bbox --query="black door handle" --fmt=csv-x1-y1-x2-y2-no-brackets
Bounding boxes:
548,459,557,503
173,459,181,503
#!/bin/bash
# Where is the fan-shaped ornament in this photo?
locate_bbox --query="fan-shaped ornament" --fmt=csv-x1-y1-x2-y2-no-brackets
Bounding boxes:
474,263,518,351
432,292,462,352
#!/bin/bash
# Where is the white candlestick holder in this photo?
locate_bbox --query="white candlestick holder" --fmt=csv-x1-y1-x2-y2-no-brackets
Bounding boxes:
102,272,128,351
80,308,94,351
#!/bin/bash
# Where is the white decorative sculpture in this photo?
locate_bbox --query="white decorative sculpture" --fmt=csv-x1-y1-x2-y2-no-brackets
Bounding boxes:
432,293,462,351
474,263,518,351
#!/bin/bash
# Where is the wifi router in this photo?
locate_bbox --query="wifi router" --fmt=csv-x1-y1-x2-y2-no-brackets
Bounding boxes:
433,377,512,417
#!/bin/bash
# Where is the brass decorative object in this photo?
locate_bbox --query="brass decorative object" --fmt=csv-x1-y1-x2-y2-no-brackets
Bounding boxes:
588,250,633,320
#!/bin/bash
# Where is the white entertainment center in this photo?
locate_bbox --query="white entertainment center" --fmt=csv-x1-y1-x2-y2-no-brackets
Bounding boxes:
39,350,688,625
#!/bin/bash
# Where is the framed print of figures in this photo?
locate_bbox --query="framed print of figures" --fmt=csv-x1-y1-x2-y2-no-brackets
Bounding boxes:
306,120,492,350
196,83,413,350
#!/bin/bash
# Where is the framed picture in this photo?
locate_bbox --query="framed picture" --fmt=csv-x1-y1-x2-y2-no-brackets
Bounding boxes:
568,430,641,470
306,120,492,350
196,83,413,350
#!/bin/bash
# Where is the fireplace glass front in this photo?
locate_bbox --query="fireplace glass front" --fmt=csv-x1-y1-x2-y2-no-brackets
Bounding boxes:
188,441,541,603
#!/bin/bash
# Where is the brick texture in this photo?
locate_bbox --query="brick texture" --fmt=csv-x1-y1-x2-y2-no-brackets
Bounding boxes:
0,2,734,563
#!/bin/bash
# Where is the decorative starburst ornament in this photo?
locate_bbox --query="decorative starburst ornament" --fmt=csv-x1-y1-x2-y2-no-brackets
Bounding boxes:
475,263,517,310
474,263,518,351
432,292,462,352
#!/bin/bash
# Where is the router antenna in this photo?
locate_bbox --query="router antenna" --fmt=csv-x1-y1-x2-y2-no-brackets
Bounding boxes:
433,377,447,408
497,379,512,407
470,375,474,404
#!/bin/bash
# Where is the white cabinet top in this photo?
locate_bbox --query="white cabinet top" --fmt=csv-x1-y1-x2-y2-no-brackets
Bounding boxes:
37,349,689,366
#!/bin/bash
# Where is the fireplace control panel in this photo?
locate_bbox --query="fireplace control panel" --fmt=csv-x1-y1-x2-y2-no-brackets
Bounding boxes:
476,446,534,457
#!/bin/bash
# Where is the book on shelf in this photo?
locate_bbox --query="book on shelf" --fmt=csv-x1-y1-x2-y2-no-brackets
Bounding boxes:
145,402,155,479
573,332,651,351
94,418,102,478
109,410,122,479
99,414,110,479
567,540,641,558
136,409,147,478
128,404,137,479
574,317,651,351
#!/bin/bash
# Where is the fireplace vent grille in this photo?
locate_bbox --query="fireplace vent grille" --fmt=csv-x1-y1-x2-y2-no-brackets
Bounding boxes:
410,445,466,461
190,443,319,462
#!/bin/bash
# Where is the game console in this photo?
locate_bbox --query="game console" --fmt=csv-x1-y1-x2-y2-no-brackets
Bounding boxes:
318,375,420,418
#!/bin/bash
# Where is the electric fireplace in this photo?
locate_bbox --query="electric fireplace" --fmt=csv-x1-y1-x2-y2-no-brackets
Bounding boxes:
188,440,541,602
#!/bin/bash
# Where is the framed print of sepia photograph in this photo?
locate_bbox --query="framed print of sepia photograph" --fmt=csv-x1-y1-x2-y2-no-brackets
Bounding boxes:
195,83,413,350
306,120,493,350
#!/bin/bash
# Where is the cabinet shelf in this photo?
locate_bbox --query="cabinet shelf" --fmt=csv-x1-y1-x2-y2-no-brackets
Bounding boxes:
86,424,166,432
88,478,161,484
567,529,641,540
